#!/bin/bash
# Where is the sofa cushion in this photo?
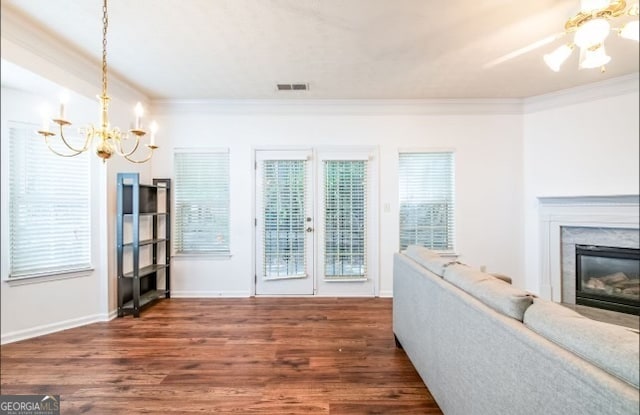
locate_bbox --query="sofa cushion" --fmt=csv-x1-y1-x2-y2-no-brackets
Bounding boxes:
490,273,512,285
404,245,454,276
524,298,640,388
443,263,534,321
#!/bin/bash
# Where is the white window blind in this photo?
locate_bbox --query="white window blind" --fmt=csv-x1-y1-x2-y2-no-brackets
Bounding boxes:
8,122,91,278
262,160,307,278
323,160,367,278
399,152,455,252
174,150,230,255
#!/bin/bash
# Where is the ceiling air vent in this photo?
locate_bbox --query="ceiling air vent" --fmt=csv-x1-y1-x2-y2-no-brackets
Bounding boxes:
277,83,309,91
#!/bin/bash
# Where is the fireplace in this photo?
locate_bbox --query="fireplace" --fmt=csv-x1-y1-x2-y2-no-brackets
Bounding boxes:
575,244,640,315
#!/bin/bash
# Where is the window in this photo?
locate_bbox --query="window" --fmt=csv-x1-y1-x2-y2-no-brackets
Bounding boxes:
261,159,307,277
174,150,230,255
8,121,91,278
398,151,455,252
323,160,367,278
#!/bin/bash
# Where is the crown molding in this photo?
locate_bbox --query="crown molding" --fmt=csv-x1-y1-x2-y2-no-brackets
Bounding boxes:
0,4,147,104
523,73,639,114
151,98,524,116
537,194,640,206
2,2,635,115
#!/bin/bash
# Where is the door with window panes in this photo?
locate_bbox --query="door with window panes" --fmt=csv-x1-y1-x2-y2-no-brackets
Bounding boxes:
255,149,376,296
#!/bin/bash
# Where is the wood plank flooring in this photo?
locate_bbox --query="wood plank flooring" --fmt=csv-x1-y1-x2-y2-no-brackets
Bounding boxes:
1,298,442,414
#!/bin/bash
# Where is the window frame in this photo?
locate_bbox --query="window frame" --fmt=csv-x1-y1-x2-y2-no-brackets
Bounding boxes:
5,120,93,281
173,148,231,258
322,158,368,279
398,149,456,254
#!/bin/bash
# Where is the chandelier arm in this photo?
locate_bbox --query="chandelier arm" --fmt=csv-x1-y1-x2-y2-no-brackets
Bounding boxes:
123,146,156,164
44,133,84,157
113,134,143,157
57,124,92,154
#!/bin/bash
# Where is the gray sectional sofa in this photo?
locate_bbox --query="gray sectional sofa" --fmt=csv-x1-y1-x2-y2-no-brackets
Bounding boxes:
393,246,640,415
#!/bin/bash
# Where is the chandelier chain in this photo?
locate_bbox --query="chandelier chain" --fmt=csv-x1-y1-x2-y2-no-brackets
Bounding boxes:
102,0,108,98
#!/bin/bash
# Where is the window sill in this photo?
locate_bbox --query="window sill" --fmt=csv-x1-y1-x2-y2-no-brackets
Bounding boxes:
173,253,232,260
263,274,308,281
323,277,369,283
5,267,94,287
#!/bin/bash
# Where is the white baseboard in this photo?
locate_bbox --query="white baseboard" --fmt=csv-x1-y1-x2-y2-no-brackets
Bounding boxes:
172,290,251,298
106,309,118,321
1,313,105,345
379,290,393,298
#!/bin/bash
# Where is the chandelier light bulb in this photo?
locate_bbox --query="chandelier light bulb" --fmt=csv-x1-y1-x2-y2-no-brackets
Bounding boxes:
620,20,640,41
59,90,69,104
134,102,144,129
579,44,611,69
39,104,52,132
59,90,69,120
149,121,158,146
574,18,611,48
544,44,575,71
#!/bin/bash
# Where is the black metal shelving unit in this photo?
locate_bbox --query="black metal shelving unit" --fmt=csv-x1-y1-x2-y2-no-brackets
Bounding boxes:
117,173,171,317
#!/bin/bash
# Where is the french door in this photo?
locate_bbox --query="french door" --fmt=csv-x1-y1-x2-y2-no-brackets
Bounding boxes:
255,150,314,295
255,148,377,296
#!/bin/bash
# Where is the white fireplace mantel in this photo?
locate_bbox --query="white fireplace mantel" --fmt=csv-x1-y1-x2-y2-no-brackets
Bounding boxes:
538,195,640,301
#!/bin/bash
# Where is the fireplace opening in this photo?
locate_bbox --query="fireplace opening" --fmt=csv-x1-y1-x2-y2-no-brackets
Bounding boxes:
575,245,640,315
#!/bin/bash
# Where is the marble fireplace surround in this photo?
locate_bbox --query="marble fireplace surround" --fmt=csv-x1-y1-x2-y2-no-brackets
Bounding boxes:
538,195,639,302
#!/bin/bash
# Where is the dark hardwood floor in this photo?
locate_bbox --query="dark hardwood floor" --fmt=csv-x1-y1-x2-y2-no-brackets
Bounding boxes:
1,298,442,414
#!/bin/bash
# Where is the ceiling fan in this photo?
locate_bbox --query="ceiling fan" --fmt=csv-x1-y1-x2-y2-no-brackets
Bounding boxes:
485,0,639,72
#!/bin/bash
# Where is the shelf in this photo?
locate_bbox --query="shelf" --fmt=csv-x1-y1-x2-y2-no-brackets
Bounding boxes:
121,289,168,310
124,183,159,189
117,174,171,318
123,212,167,217
123,238,167,247
123,183,169,190
123,264,168,278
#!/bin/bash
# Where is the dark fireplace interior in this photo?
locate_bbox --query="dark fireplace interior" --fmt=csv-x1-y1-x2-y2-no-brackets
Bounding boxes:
576,245,640,315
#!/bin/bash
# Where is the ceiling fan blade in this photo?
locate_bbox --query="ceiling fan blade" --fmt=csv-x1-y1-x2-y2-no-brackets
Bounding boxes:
483,31,566,69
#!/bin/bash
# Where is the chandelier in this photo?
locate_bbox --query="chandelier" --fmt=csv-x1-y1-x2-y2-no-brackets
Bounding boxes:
544,0,639,72
37,0,157,163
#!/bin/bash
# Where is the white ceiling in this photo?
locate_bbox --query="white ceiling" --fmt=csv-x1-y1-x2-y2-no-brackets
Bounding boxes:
2,0,639,100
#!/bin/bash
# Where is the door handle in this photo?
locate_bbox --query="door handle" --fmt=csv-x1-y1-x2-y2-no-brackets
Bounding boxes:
306,227,314,233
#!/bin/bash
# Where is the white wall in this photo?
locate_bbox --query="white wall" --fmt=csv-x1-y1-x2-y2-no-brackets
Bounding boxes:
150,101,525,296
1,10,152,340
0,85,108,343
522,76,640,294
2,4,154,326
0,83,151,343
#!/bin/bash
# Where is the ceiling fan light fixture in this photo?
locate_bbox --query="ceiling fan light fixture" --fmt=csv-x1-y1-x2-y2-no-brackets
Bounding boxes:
544,0,633,72
619,19,640,40
544,44,575,71
574,18,611,48
579,44,612,68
